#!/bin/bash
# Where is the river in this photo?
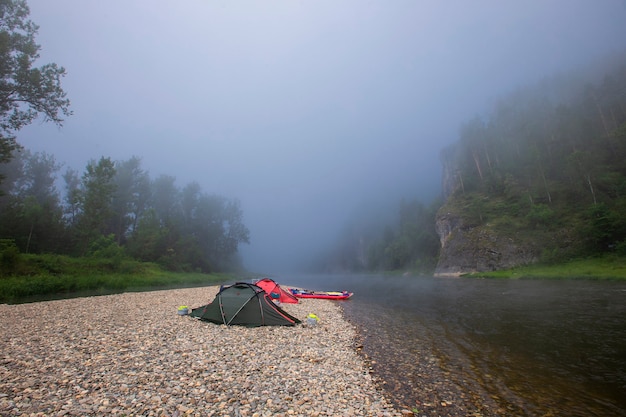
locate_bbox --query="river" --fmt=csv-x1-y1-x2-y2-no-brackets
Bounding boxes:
284,274,626,417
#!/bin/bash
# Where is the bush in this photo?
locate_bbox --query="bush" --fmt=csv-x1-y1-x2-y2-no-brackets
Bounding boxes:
0,239,22,277
526,204,555,228
88,234,130,272
614,240,626,256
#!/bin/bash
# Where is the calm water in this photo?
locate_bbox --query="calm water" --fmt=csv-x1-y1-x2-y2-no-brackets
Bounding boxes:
285,274,626,417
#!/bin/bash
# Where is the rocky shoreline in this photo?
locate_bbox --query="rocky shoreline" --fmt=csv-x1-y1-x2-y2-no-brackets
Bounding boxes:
0,286,403,416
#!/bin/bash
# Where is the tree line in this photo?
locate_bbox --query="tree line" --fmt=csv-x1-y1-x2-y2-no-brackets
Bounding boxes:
0,1,249,274
313,198,441,273
366,199,441,271
0,152,250,272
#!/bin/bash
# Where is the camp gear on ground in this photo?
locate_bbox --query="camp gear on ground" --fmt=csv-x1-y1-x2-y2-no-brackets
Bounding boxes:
306,313,319,326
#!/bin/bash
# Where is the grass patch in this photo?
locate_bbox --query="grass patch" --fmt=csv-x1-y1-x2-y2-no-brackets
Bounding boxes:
0,253,241,303
466,255,626,280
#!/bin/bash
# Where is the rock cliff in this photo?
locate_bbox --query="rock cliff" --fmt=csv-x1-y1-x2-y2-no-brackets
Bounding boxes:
434,211,538,276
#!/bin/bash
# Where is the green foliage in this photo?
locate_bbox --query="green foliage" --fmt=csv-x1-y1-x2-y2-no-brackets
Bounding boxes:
539,247,569,265
110,156,150,245
581,203,626,253
444,53,626,267
0,252,235,303
354,199,441,273
0,149,250,273
88,234,124,258
87,234,128,272
0,0,71,167
124,209,167,262
526,204,555,228
0,150,67,253
0,238,21,276
467,255,626,280
76,157,116,250
615,240,626,256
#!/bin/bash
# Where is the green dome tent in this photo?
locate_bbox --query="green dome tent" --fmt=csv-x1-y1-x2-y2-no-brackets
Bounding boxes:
190,282,301,327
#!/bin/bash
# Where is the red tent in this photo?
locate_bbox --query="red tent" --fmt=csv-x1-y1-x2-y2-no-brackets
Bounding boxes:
254,278,299,304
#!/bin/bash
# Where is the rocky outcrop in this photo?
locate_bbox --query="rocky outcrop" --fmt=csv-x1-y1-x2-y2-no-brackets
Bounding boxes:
435,145,540,276
434,211,538,276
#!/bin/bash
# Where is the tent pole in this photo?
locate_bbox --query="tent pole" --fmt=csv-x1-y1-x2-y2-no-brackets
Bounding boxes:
218,294,227,325
258,294,265,325
226,294,256,326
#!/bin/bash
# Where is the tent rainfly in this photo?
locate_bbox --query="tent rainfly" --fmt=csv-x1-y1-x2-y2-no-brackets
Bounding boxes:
190,282,301,327
254,277,299,304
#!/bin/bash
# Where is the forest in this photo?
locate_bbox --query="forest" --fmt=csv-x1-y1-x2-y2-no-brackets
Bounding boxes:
0,154,250,274
439,53,626,263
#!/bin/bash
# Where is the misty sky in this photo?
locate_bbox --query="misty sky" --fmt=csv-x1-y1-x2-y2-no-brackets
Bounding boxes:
17,1,626,273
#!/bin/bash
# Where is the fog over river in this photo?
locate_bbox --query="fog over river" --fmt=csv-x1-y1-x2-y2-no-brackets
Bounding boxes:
284,274,626,416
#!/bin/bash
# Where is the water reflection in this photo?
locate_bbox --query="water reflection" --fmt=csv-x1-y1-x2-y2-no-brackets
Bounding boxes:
284,274,626,416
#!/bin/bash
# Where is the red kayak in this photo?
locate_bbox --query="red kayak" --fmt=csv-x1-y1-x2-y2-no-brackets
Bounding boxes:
289,288,353,300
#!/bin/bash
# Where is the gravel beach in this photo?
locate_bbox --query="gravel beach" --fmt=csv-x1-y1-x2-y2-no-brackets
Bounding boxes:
0,286,403,417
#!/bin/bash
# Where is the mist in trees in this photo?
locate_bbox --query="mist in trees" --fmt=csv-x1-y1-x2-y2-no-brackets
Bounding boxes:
0,152,250,272
312,197,441,273
440,54,626,261
314,52,626,274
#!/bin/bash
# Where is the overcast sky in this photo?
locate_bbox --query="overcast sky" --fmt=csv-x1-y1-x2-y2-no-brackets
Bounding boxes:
18,1,626,273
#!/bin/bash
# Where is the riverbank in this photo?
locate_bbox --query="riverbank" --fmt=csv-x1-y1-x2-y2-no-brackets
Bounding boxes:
465,254,626,279
0,254,237,304
0,286,402,416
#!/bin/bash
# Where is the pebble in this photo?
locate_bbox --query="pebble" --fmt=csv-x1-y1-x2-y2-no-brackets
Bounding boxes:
0,287,402,416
